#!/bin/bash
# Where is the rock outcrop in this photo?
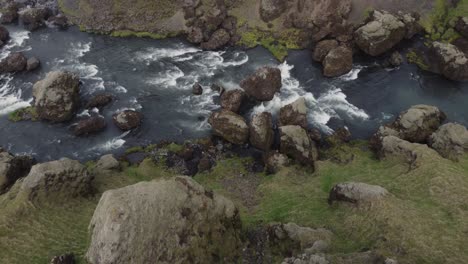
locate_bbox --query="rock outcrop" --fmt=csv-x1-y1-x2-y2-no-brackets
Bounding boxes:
20,158,92,201
240,67,282,101
112,110,143,130
429,123,468,161
0,149,34,193
249,112,274,151
0,52,27,73
20,7,50,30
269,223,333,253
328,182,389,204
33,71,81,122
209,110,249,145
430,42,468,81
377,136,439,168
86,176,242,264
323,46,353,77
279,97,308,128
221,89,245,113
279,125,317,167
200,28,230,50
0,3,19,24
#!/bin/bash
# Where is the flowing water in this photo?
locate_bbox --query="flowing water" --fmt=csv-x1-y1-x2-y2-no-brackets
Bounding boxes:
0,25,467,161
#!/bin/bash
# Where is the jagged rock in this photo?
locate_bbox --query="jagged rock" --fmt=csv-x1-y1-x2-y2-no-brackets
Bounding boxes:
73,116,107,136
200,28,230,50
209,110,249,145
270,223,333,252
371,105,446,147
354,10,406,56
313,39,339,62
86,176,242,264
0,3,19,24
20,7,50,31
50,254,75,264
323,46,353,77
0,150,34,193
20,158,92,200
85,93,113,109
112,110,143,131
240,67,282,101
430,41,468,81
260,0,287,22
0,26,9,42
279,97,308,128
26,57,40,71
455,17,468,39
249,112,274,151
264,151,290,174
96,154,120,171
192,83,203,95
429,123,468,161
33,71,81,122
389,51,404,67
47,14,69,29
0,52,27,73
279,125,317,167
221,89,244,113
328,182,388,204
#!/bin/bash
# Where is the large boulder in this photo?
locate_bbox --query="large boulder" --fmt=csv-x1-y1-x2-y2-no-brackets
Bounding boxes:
73,116,107,136
0,3,19,24
20,7,50,31
328,182,389,204
377,136,439,168
240,67,282,102
279,97,308,128
221,89,245,113
86,176,242,264
20,158,92,201
259,0,287,22
323,46,353,77
312,39,339,62
0,150,34,193
209,110,249,145
0,52,27,73
0,25,9,42
249,112,274,151
200,28,230,50
354,10,406,56
33,71,81,122
455,17,468,39
112,110,143,131
279,125,317,167
428,123,468,161
430,41,468,81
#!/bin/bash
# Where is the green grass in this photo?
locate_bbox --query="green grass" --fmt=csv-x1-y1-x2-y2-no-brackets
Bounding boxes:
110,30,174,39
420,0,467,42
8,107,38,122
406,50,430,71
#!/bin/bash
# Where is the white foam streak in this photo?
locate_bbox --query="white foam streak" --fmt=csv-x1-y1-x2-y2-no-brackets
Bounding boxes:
340,66,364,81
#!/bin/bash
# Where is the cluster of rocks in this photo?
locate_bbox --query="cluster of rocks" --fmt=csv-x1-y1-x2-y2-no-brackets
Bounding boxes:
371,105,468,164
0,1,68,30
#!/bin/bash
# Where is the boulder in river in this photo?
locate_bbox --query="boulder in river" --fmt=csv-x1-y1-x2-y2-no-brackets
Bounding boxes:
200,28,231,50
259,0,287,22
240,67,282,101
0,25,9,42
112,110,143,131
388,51,404,67
312,39,339,62
20,7,50,31
250,112,274,151
33,71,81,122
430,41,468,81
192,83,203,95
73,116,107,136
85,93,113,109
428,123,468,161
279,125,317,167
0,52,27,73
20,158,92,201
323,46,353,77
0,3,19,24
328,182,389,204
354,10,406,56
26,57,40,71
221,89,245,113
86,176,242,264
0,149,34,193
279,97,308,128
209,109,249,145
47,14,69,30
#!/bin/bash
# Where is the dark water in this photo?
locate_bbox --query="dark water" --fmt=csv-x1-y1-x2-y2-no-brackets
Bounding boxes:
0,25,466,161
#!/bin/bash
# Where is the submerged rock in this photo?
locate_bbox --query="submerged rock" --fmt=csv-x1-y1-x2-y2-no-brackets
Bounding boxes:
209,109,249,145
73,116,107,136
112,110,143,131
429,123,468,161
430,41,468,81
85,93,113,109
389,51,404,67
279,97,308,128
221,89,245,113
323,46,353,77
86,176,242,264
240,67,282,101
0,150,34,193
33,71,81,122
250,112,274,151
279,125,317,167
192,83,203,95
328,182,389,204
0,52,27,73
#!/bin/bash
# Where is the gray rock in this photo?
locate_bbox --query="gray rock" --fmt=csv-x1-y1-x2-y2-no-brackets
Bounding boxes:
112,110,143,131
20,7,50,31
73,116,107,136
270,223,333,251
313,39,339,62
429,123,468,161
85,93,113,109
249,112,274,151
259,0,287,22
279,125,317,167
0,3,19,24
0,52,27,73
21,158,92,201
0,150,34,193
33,71,81,122
26,57,40,71
323,46,353,77
86,176,242,264
389,51,404,67
378,136,439,168
279,97,308,128
430,41,468,81
221,89,245,113
96,154,120,171
328,182,389,204
240,67,282,101
200,28,230,50
192,83,203,95
209,109,249,145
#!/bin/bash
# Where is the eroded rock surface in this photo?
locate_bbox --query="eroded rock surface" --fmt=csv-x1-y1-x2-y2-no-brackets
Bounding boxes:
209,110,249,145
240,67,282,102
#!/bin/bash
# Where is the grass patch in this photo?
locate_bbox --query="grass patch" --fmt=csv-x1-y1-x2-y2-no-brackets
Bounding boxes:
110,30,174,39
420,0,467,42
406,50,430,71
8,107,38,122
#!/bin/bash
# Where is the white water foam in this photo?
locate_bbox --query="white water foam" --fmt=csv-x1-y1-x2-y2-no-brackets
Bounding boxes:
340,66,364,81
89,131,130,152
0,75,32,116
136,45,200,62
0,29,31,60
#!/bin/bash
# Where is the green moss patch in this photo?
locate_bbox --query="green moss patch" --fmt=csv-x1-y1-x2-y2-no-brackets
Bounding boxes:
8,107,38,122
420,0,467,42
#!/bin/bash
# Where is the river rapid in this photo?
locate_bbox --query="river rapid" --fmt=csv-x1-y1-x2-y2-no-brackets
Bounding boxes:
0,24,467,161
